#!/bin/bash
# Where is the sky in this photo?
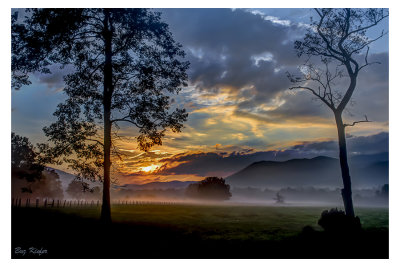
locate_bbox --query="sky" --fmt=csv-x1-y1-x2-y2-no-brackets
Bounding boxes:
11,8,389,185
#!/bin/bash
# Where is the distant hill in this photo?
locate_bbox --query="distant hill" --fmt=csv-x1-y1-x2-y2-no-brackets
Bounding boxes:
47,168,102,192
48,167,197,191
48,152,388,192
225,154,388,189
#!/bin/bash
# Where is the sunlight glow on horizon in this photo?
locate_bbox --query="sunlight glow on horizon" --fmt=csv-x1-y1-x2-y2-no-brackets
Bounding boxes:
140,164,162,173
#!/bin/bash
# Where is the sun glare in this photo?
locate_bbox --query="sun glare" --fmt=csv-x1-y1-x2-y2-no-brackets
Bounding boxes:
140,165,159,173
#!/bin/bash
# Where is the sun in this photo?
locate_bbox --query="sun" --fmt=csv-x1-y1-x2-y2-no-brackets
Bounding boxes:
140,165,160,173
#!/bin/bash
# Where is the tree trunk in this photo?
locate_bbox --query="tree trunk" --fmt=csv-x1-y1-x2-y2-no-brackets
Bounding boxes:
334,111,355,217
101,99,112,223
100,10,113,223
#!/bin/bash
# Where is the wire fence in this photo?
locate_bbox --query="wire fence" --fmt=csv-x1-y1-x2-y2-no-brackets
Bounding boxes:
11,198,179,208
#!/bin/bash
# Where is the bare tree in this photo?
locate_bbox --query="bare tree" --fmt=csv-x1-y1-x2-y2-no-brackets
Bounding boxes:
273,192,284,204
288,8,388,217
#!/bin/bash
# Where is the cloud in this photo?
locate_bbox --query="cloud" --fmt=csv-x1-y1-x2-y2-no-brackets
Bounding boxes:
161,8,302,103
289,132,388,155
154,132,388,178
156,150,283,177
160,8,388,144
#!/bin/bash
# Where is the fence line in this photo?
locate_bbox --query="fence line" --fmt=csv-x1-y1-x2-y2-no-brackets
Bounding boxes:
11,198,179,208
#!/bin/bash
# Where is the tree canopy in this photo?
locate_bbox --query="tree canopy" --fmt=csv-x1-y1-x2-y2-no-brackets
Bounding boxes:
11,132,44,187
12,8,190,221
186,177,232,201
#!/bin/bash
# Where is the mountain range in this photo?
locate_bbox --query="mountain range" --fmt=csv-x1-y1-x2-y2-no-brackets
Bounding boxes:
225,153,388,189
50,152,388,191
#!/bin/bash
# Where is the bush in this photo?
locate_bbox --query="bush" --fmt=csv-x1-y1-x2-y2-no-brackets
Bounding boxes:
318,208,362,233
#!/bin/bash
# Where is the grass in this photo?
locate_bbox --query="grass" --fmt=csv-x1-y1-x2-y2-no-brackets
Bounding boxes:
12,204,389,259
59,204,388,240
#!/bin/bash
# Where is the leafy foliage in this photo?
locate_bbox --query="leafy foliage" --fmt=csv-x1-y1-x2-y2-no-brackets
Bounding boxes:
66,180,102,200
12,9,189,181
186,177,232,201
11,132,44,188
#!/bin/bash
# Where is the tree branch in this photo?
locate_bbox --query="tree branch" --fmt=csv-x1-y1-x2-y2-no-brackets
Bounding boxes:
315,9,344,59
86,138,104,147
358,46,382,72
343,115,372,127
289,85,335,111
346,14,389,37
111,118,142,128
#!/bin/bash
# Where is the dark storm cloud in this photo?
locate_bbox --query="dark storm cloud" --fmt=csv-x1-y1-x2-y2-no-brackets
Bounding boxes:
347,132,388,154
156,132,388,177
292,140,337,152
289,132,388,155
161,8,303,101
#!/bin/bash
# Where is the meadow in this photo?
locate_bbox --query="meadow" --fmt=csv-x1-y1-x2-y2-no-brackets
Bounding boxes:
58,204,388,241
12,203,389,259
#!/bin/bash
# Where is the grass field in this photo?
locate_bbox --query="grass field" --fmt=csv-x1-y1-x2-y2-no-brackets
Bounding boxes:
58,204,389,241
12,204,389,259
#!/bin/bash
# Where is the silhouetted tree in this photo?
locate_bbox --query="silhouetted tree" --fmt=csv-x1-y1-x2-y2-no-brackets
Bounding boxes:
288,9,388,217
12,9,189,222
11,132,44,193
66,180,101,200
11,133,64,198
12,168,65,200
273,192,284,203
376,184,388,199
185,177,232,201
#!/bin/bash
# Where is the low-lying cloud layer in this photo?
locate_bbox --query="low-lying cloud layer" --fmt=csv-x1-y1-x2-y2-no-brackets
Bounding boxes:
119,132,388,182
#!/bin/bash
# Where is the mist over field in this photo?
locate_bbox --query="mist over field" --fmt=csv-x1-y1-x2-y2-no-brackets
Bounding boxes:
12,159,388,208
